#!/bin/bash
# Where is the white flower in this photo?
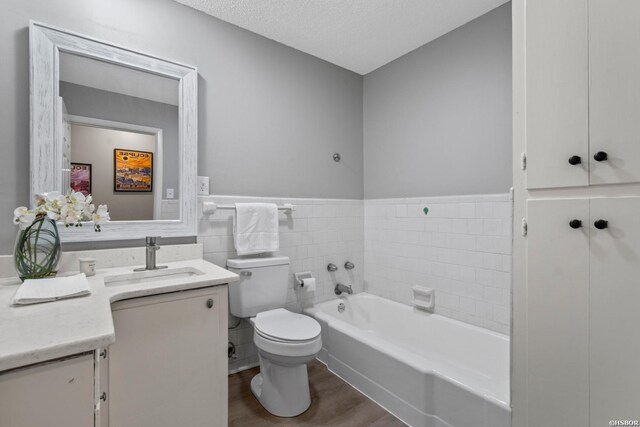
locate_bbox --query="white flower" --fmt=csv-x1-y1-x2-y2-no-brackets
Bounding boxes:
92,205,110,224
14,190,109,232
34,193,46,206
82,203,95,219
46,210,60,221
13,207,36,230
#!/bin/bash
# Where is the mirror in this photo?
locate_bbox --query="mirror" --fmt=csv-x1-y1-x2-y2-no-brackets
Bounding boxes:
30,22,198,242
59,52,180,221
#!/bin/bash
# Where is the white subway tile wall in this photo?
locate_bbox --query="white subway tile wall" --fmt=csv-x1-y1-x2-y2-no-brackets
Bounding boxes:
364,194,512,334
197,195,364,372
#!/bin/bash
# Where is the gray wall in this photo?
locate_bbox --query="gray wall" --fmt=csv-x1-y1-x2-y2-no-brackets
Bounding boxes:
60,82,180,199
0,0,363,254
363,3,512,199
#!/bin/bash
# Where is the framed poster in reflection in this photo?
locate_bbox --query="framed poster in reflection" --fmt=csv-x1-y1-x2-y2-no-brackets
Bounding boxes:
70,163,92,197
114,149,153,192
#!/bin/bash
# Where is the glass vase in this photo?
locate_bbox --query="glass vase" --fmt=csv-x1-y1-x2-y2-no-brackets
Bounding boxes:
14,216,61,281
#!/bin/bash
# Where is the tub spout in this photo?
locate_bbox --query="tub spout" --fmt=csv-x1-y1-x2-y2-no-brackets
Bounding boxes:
335,283,353,295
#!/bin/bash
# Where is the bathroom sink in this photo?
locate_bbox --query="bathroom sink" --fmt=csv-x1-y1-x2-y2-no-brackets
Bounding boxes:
104,267,205,287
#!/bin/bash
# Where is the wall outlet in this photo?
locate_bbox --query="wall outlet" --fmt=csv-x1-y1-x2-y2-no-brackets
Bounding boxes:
198,176,210,196
166,188,174,199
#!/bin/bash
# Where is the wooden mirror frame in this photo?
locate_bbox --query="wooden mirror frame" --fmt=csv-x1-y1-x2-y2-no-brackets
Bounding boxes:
30,22,198,242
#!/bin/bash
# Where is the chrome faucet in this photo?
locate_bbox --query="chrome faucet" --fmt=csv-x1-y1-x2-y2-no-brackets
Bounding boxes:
134,236,168,271
334,283,353,296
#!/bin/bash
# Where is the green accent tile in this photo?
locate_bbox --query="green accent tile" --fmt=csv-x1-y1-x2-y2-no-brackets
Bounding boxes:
423,207,429,215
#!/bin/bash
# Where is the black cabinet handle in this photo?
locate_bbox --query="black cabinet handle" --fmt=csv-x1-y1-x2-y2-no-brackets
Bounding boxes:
568,156,582,165
594,219,608,230
593,151,608,162
569,219,582,229
206,298,214,309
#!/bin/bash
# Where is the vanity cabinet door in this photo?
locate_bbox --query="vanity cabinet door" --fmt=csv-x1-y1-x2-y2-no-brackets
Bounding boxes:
525,199,590,427
108,286,228,427
0,354,95,427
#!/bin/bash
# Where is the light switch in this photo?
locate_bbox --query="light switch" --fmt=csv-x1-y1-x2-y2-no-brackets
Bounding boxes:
198,176,210,196
166,188,174,199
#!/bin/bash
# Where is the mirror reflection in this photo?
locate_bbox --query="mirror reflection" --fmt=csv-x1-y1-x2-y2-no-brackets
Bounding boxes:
58,52,180,221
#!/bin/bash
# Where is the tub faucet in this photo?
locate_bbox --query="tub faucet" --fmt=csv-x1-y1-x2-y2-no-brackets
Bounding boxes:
335,283,353,296
134,236,168,271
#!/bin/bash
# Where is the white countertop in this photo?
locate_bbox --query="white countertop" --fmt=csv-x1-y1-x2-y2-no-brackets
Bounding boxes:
0,259,238,372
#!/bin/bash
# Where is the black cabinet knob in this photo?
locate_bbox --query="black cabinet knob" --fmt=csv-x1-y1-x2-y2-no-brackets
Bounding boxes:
569,219,582,229
594,219,609,230
568,155,582,165
594,151,608,162
206,298,214,309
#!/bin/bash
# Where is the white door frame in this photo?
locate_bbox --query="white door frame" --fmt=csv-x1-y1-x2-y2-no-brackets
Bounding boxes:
66,115,164,220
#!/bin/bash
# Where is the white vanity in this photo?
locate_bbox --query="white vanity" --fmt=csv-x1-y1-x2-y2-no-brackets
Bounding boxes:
0,248,238,427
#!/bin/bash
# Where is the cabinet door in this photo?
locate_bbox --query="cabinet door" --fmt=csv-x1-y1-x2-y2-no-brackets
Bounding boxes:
590,1,640,185
526,199,590,426
526,0,589,189
109,286,228,427
590,197,640,424
0,354,95,427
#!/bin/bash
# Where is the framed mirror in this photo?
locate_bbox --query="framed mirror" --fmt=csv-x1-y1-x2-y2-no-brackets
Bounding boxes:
30,22,198,242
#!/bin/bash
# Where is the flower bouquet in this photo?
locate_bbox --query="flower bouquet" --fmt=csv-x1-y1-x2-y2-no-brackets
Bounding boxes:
13,191,109,280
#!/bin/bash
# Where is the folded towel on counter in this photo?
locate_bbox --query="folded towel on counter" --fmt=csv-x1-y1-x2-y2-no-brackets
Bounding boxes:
233,203,280,256
11,273,91,306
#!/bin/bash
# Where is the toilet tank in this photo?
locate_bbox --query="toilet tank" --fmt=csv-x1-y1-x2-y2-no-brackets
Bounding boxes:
226,256,290,318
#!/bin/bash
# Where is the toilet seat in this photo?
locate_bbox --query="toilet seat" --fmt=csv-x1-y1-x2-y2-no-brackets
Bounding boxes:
251,309,322,358
253,308,321,341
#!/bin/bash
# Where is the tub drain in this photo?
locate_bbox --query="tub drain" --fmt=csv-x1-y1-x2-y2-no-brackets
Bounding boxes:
338,303,345,313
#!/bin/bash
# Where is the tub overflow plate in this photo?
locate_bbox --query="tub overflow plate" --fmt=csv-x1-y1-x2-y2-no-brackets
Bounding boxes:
338,303,345,313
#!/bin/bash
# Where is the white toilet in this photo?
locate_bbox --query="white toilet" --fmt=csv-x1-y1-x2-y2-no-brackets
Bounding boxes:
226,256,322,417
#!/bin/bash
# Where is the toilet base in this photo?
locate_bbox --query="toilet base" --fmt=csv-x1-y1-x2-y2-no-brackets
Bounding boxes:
251,354,311,417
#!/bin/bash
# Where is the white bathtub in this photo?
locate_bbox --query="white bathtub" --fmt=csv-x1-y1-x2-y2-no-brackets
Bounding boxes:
304,293,510,427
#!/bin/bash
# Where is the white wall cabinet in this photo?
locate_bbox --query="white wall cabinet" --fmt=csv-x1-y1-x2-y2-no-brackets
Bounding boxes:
589,1,640,185
525,0,589,189
0,354,95,427
589,198,640,424
525,199,589,426
526,0,640,189
107,286,228,427
514,0,640,425
525,197,640,426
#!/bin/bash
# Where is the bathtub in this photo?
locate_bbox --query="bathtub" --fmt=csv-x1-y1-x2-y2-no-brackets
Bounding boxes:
304,293,510,427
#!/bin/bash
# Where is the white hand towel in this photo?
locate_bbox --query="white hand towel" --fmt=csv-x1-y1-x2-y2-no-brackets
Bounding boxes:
12,273,91,306
233,203,279,256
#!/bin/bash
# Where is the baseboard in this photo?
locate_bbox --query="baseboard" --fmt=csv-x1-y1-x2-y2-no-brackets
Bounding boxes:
228,361,260,375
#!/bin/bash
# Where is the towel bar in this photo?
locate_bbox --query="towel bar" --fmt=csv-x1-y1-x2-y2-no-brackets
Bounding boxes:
202,202,294,215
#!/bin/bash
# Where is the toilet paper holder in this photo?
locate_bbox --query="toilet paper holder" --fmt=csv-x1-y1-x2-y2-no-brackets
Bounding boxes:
294,271,314,289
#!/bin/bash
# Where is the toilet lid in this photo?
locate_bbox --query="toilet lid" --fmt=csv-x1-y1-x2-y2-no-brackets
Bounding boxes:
253,309,321,341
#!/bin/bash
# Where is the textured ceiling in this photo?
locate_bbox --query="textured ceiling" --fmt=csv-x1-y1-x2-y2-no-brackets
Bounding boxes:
174,0,509,75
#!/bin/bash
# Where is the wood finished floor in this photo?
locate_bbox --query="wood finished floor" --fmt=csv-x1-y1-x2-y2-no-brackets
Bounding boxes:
229,360,405,427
